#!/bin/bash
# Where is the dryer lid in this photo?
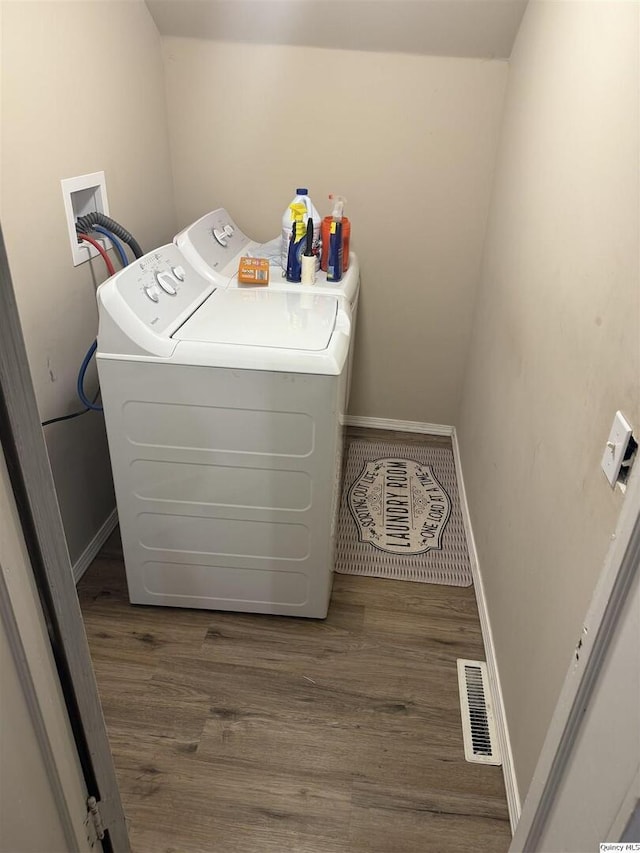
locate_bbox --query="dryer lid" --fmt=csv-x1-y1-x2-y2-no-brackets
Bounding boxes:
173,289,338,351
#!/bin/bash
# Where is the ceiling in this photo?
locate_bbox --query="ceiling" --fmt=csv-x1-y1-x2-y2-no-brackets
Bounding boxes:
145,0,528,60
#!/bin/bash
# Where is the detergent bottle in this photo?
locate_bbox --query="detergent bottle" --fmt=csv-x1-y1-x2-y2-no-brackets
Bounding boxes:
281,189,321,272
320,195,350,273
285,202,307,283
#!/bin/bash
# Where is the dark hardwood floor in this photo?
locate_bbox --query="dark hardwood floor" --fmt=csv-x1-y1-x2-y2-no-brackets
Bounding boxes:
78,432,511,853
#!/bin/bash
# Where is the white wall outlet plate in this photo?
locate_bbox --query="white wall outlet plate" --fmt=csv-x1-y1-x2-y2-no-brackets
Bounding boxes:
61,171,110,267
601,411,633,487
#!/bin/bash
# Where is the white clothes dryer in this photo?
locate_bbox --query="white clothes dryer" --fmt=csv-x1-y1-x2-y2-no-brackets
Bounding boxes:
174,208,359,307
96,243,353,618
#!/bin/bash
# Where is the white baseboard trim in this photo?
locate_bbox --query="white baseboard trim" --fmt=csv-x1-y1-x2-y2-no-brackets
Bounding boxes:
452,428,521,832
344,415,454,436
72,508,118,584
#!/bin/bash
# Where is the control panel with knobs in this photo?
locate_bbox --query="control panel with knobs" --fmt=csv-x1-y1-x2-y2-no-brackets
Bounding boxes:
103,244,215,338
174,209,252,277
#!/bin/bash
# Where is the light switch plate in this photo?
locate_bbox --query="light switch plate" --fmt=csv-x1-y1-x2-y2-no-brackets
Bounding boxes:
601,411,632,487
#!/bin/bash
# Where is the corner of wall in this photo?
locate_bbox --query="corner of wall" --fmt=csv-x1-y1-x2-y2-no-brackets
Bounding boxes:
452,427,522,831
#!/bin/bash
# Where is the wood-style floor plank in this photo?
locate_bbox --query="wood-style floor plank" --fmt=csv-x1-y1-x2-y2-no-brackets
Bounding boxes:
78,430,511,853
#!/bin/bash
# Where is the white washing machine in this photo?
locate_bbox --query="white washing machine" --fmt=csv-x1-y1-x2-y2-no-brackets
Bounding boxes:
96,243,353,618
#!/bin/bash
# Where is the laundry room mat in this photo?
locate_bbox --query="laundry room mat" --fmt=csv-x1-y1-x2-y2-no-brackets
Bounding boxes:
335,439,472,586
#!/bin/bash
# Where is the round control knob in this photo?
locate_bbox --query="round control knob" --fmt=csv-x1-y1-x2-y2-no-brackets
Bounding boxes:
171,265,186,282
144,285,160,303
155,272,177,295
213,227,228,247
224,224,234,237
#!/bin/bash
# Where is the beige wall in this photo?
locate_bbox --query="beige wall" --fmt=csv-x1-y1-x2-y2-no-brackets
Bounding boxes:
161,38,508,425
458,0,639,797
1,0,177,563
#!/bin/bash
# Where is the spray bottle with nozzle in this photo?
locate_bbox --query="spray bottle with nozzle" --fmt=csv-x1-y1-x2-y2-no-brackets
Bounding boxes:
286,202,307,283
327,195,346,282
321,194,351,276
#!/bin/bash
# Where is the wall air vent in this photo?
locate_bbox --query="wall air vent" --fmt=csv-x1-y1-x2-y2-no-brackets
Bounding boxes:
456,659,501,765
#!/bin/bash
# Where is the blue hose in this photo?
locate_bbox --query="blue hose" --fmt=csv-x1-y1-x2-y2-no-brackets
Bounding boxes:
75,227,128,415
91,226,128,268
77,340,103,411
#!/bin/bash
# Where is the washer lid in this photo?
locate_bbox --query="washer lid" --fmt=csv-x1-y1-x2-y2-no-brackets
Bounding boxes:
173,289,338,351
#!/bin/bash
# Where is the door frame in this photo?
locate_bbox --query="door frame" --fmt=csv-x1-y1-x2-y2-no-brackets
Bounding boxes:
2,443,97,851
0,225,129,852
510,462,640,850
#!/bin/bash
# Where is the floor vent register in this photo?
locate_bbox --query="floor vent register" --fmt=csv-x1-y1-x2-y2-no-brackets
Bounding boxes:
456,659,502,765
